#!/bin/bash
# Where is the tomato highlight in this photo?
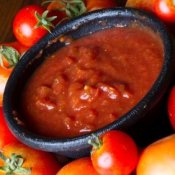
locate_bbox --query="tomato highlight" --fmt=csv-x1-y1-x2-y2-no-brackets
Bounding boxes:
89,130,139,175
154,0,175,22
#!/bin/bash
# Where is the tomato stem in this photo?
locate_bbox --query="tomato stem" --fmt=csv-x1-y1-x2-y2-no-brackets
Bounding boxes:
42,0,87,18
0,152,31,175
0,152,7,162
0,45,20,69
88,134,103,152
35,10,57,33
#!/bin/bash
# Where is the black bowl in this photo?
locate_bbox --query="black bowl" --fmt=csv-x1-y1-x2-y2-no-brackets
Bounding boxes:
3,8,173,158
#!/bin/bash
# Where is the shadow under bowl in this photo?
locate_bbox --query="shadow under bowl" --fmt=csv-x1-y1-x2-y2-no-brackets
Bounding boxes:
3,7,173,158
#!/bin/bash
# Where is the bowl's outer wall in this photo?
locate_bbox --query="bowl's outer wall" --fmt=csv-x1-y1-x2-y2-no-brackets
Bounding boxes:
3,8,173,158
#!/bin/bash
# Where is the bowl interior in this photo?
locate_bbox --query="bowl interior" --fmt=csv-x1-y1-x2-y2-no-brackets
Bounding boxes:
3,8,172,157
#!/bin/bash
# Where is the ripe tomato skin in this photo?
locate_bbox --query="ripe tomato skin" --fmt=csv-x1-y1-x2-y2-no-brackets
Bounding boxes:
154,0,175,23
0,107,18,149
0,41,27,106
56,157,99,175
126,0,156,11
85,0,117,11
137,134,175,175
47,1,66,13
167,86,175,129
47,9,66,26
13,5,48,47
0,142,61,175
90,130,138,175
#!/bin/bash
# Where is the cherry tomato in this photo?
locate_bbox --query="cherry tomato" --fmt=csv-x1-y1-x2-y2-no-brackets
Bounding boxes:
47,9,67,26
167,86,175,129
137,134,175,175
89,130,138,175
13,5,56,47
56,157,99,175
47,1,64,11
0,107,18,149
126,0,156,11
0,41,28,106
0,142,60,175
154,0,175,22
85,0,117,11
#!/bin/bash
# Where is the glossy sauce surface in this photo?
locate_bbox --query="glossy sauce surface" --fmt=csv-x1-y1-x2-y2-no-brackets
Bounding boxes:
21,26,163,138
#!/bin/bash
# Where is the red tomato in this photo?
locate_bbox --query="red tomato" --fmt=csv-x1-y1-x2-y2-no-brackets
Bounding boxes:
154,0,175,23
85,0,117,11
47,9,67,26
13,5,56,47
0,41,28,106
56,157,99,175
167,86,175,129
0,142,60,175
89,130,138,175
0,107,18,149
137,134,175,175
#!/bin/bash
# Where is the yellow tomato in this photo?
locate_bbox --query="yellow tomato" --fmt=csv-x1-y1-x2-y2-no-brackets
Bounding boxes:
57,157,99,175
126,0,156,11
137,134,175,175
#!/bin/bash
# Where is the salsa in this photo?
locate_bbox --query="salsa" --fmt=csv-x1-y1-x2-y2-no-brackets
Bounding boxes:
21,26,163,138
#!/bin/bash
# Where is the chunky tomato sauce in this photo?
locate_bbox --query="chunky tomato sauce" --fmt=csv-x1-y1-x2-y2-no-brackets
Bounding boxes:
21,26,163,138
